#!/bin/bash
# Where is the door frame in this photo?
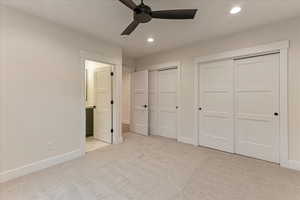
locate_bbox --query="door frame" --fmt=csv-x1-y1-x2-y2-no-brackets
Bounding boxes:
80,51,123,156
135,62,182,142
194,40,289,167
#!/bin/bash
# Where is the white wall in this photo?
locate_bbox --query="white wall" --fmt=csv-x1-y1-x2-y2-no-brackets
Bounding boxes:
122,70,131,124
0,6,122,178
0,5,5,174
122,56,135,125
136,17,300,163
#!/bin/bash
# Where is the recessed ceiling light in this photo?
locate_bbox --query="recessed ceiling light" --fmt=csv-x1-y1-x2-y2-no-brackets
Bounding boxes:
230,6,242,14
147,37,154,43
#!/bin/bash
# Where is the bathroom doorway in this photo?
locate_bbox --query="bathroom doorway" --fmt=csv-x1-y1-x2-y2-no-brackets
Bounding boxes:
85,60,114,152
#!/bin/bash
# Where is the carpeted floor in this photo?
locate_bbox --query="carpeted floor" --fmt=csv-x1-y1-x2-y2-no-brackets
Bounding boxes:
1,133,300,200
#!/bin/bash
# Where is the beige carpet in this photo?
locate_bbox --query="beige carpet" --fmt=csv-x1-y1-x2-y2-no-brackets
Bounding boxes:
1,133,300,200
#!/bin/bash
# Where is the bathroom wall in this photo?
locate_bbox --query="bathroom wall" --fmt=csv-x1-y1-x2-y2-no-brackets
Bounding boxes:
85,60,111,107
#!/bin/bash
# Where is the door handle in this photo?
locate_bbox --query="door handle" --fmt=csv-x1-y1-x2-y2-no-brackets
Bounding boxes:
274,112,279,116
198,107,202,111
143,105,148,108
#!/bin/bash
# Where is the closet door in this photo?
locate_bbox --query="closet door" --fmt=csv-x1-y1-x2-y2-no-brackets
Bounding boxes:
198,60,234,153
131,70,149,136
158,69,178,139
235,54,280,163
149,71,159,135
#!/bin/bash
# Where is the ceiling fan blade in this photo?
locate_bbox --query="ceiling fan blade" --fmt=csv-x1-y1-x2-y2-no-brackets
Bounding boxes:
118,0,137,10
151,9,198,20
121,21,140,35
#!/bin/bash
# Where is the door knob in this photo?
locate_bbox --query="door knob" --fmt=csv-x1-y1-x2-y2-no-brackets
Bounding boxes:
144,105,148,108
274,112,279,116
198,107,202,111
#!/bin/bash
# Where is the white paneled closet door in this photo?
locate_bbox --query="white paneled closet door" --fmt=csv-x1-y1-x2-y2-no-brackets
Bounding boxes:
149,71,158,135
131,70,149,136
234,54,280,163
158,69,178,139
198,60,234,153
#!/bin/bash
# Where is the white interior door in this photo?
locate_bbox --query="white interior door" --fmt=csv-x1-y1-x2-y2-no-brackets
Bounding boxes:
131,70,149,135
198,60,234,153
149,71,158,135
158,69,178,139
94,66,112,144
235,54,280,163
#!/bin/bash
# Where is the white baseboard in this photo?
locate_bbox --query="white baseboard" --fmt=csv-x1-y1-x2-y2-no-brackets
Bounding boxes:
282,160,300,171
0,149,83,183
178,136,193,145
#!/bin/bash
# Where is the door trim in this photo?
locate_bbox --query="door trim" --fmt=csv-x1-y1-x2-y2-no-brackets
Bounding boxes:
135,62,181,142
194,40,289,167
80,51,123,156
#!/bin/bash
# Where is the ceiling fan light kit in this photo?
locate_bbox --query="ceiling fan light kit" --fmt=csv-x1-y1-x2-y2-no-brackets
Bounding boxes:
119,0,198,35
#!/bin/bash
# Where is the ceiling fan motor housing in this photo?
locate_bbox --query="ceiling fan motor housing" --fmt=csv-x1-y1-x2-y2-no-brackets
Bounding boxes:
134,4,152,23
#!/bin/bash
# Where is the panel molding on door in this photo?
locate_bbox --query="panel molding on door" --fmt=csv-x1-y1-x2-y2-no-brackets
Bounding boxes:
94,66,112,144
158,69,178,139
131,70,149,136
234,54,280,163
149,71,159,135
198,60,234,153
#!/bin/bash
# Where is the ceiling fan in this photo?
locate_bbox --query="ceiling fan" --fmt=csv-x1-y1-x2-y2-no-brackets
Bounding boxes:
119,0,198,35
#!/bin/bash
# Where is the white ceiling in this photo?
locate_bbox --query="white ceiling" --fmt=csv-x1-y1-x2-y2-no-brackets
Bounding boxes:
1,0,300,58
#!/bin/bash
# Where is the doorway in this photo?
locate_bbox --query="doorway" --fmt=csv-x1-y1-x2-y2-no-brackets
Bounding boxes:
131,63,181,140
85,60,113,152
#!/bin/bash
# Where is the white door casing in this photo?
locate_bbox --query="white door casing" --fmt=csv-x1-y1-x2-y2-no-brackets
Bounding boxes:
158,69,178,139
94,66,112,144
198,60,235,153
234,54,280,163
131,70,149,135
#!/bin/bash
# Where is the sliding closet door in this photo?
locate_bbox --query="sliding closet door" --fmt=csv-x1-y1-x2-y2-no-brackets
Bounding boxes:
158,69,178,139
198,60,234,153
234,54,280,163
